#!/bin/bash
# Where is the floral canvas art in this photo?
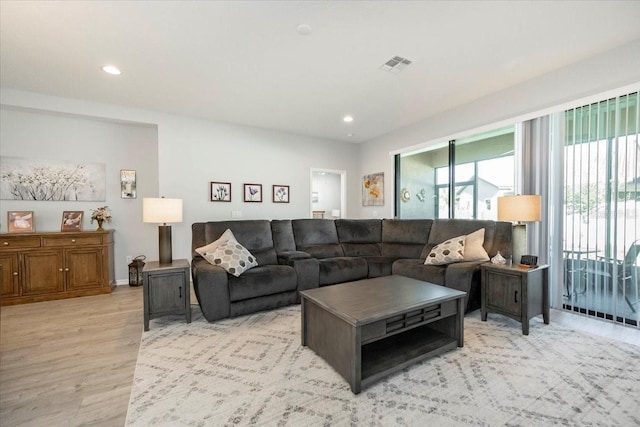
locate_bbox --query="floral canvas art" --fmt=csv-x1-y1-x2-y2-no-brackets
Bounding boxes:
362,172,384,206
0,157,106,201
210,182,231,202
244,184,262,202
272,185,289,203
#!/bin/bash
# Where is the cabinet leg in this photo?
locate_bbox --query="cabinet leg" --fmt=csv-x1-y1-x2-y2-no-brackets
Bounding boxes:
481,309,487,321
522,322,529,335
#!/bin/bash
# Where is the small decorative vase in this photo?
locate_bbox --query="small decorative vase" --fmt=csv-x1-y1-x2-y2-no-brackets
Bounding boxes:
491,251,507,265
96,219,104,231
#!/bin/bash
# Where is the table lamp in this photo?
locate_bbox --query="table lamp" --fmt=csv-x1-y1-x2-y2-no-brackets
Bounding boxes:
143,197,183,264
497,195,541,265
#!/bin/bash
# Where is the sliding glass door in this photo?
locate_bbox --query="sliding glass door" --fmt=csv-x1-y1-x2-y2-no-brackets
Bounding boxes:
563,92,639,326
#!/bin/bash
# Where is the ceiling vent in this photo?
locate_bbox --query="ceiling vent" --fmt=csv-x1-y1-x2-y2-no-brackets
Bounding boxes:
380,56,412,73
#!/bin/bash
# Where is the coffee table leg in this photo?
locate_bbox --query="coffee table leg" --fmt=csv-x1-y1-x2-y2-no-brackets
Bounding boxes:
456,297,464,347
301,297,307,346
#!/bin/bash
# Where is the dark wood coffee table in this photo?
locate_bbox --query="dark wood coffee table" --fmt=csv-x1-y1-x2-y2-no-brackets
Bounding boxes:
300,275,466,394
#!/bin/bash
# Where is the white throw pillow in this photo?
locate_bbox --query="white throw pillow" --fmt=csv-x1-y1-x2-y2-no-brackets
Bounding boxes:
203,239,258,277
463,228,489,262
424,235,465,265
195,228,235,257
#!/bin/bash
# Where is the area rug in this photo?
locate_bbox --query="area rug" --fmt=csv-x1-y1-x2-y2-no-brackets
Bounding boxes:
126,306,639,426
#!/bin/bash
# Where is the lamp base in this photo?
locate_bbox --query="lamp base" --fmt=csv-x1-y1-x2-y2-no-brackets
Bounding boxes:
159,225,172,265
512,223,526,266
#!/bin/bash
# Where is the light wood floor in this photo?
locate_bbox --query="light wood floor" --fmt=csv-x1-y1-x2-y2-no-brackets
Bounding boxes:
1,286,143,427
1,286,639,427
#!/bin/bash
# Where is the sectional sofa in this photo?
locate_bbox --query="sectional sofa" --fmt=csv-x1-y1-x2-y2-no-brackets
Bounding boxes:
191,218,512,322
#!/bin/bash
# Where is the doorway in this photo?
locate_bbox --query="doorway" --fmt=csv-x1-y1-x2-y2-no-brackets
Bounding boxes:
310,168,346,219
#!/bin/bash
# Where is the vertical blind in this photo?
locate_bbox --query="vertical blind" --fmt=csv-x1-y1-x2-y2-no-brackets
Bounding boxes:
563,92,639,326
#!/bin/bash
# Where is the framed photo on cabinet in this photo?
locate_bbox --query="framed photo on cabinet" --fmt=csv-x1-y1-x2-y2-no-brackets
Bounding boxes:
61,211,84,232
7,211,34,233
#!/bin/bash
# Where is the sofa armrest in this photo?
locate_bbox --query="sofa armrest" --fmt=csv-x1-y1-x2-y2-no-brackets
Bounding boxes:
277,250,312,265
191,257,231,322
444,261,483,312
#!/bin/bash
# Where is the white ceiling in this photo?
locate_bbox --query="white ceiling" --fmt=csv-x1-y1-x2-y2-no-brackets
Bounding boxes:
2,1,640,143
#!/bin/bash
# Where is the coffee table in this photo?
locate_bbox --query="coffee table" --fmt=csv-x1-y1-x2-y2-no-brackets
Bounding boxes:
300,275,466,394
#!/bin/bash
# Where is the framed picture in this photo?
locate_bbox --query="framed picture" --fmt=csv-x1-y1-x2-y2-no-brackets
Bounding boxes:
272,185,290,203
7,211,34,233
210,181,231,202
120,169,137,199
61,211,84,232
362,172,384,206
244,183,262,202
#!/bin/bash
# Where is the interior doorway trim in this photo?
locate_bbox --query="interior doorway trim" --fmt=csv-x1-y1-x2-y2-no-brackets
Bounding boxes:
310,168,347,219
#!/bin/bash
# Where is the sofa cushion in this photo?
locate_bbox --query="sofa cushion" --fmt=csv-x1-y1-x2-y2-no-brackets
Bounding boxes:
228,265,297,302
292,219,344,259
364,256,396,278
381,219,432,258
463,228,490,262
194,220,278,265
391,258,446,285
204,239,258,277
425,235,465,265
318,257,368,285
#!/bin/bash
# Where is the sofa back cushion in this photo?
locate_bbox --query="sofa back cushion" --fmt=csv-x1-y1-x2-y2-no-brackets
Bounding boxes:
426,219,511,259
271,219,296,252
382,219,433,258
192,220,277,265
292,219,344,258
336,219,382,257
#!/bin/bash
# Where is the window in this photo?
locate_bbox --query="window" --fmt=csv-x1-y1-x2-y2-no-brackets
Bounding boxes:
397,126,515,220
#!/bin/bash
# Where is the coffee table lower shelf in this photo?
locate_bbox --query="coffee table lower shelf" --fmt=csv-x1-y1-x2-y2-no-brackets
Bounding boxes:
361,326,457,388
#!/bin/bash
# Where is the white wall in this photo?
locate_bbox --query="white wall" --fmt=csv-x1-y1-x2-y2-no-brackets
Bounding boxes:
0,107,158,282
355,39,640,219
0,90,360,281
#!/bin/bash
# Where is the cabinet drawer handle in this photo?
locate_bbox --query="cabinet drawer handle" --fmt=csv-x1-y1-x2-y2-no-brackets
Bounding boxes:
3,242,8,246
65,268,70,272
514,291,518,303
59,268,63,272
13,272,18,276
71,239,76,243
179,286,182,298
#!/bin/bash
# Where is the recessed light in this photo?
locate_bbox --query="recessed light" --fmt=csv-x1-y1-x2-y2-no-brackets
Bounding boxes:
102,65,122,75
297,24,312,36
343,116,354,123
347,133,355,137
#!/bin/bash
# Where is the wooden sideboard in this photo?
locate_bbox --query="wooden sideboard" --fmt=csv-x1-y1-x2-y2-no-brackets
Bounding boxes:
0,230,116,306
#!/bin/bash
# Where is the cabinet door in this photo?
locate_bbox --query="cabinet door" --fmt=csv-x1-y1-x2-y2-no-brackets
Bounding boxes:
147,272,186,315
22,251,65,295
486,271,522,316
0,253,20,297
65,248,103,290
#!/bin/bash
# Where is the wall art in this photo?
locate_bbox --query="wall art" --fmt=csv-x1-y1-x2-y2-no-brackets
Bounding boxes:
272,185,290,203
244,183,262,202
61,211,84,232
120,169,137,199
0,156,106,201
7,211,34,233
210,181,231,202
362,172,384,206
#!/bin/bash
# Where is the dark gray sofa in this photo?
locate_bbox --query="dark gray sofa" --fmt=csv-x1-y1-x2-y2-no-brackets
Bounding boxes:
191,218,511,322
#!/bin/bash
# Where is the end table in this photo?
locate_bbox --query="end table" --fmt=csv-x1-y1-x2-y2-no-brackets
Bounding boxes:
480,263,549,335
143,259,191,331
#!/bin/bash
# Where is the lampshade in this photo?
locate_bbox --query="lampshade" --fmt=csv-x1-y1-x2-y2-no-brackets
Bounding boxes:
143,198,183,224
497,195,541,222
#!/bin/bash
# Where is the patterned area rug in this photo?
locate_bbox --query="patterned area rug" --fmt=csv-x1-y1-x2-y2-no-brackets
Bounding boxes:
126,306,639,426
